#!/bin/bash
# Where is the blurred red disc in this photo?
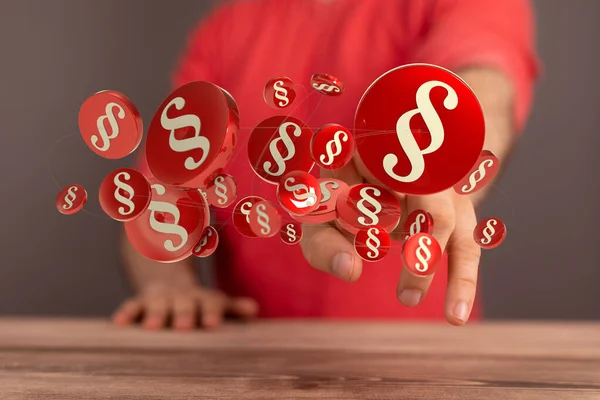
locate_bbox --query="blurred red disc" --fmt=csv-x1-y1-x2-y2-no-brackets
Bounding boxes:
146,81,239,188
454,150,500,195
290,178,348,224
311,73,344,96
124,182,208,263
473,217,506,249
192,226,219,257
264,76,296,109
78,90,143,159
205,173,237,208
354,64,485,195
56,184,87,215
403,209,434,241
233,196,265,238
280,222,303,245
402,232,442,276
248,116,314,184
99,168,150,222
310,124,355,170
249,200,282,238
277,171,322,215
354,225,391,262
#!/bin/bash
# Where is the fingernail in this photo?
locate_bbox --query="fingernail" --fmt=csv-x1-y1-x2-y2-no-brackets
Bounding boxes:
399,289,423,307
332,252,354,281
453,301,469,322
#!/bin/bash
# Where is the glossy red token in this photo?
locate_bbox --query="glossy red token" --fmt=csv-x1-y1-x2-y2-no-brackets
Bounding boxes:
403,209,434,241
403,232,442,276
232,196,265,238
454,150,500,195
277,171,322,215
336,183,401,235
146,81,239,188
248,116,314,184
311,73,344,96
310,124,355,170
249,200,282,238
56,184,87,215
78,90,143,159
289,179,348,224
354,225,391,262
280,222,303,245
124,182,208,263
354,64,485,195
99,168,150,222
205,174,237,208
473,217,507,249
192,226,219,258
264,76,296,109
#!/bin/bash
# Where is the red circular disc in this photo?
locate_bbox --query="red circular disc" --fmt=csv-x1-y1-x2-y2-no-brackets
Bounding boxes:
192,226,219,257
280,222,303,245
146,81,239,188
402,232,442,276
277,171,322,215
124,182,208,263
403,209,434,241
354,225,391,262
99,168,150,222
56,184,87,215
311,73,344,96
233,196,265,238
454,150,500,195
249,200,282,238
264,76,296,109
290,178,348,224
354,64,485,195
336,183,401,235
473,217,507,249
78,90,143,159
205,174,237,208
248,116,315,184
310,124,355,170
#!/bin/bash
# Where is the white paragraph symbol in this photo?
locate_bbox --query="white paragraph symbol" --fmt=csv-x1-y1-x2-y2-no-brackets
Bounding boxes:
356,187,382,226
92,102,125,152
461,159,495,193
286,224,297,242
320,130,349,166
481,219,498,244
62,186,78,210
255,204,271,235
113,171,135,216
214,176,228,205
320,180,339,204
194,229,212,253
273,80,290,107
284,178,317,209
263,122,302,177
147,184,188,252
161,97,210,171
415,235,433,273
240,201,253,224
405,213,426,240
312,83,341,93
366,227,381,259
384,81,458,183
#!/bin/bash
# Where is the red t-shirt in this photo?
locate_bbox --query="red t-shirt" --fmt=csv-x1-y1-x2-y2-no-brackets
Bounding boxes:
141,0,538,319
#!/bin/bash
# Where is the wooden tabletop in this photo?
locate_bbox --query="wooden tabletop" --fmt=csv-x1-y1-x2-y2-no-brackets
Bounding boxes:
0,319,599,399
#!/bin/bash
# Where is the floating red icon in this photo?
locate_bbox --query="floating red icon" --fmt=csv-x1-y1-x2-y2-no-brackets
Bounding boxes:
98,168,150,222
277,171,322,215
280,222,303,245
473,217,506,249
124,182,208,263
310,124,355,170
403,209,434,241
233,196,265,238
78,90,143,159
336,183,401,235
454,150,500,195
354,64,485,195
311,73,344,96
192,226,219,258
290,178,348,224
248,200,282,238
56,184,87,215
354,225,391,262
402,232,442,276
248,116,314,184
264,77,296,109
205,173,237,208
145,81,239,188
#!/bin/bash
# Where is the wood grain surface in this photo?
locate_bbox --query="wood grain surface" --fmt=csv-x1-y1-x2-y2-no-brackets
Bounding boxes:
0,319,598,399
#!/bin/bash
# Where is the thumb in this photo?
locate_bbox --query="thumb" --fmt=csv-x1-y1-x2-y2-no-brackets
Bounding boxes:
226,297,259,319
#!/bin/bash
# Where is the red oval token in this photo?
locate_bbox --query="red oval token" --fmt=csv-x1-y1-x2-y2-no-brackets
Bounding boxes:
146,81,239,188
310,124,355,170
355,64,485,195
192,226,219,258
473,217,506,249
289,178,348,224
56,184,87,215
403,232,442,276
249,200,282,238
354,226,391,262
99,168,150,222
248,116,314,184
78,90,143,159
311,73,344,96
403,209,434,241
205,174,237,208
264,76,296,109
232,196,265,238
280,222,303,245
277,171,322,215
124,182,207,263
454,150,500,195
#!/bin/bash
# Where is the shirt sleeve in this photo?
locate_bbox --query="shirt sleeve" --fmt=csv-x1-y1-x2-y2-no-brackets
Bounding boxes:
410,0,540,132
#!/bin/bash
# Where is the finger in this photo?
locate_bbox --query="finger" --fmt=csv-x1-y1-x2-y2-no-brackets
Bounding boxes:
112,299,143,326
142,295,170,330
172,295,197,331
300,223,363,282
226,297,260,319
444,196,481,326
197,293,226,329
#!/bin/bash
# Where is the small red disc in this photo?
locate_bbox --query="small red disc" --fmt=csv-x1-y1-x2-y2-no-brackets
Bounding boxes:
473,217,507,249
403,209,434,241
290,179,349,224
264,76,296,109
232,196,265,238
249,200,282,238
205,173,237,208
311,73,344,96
56,184,87,215
354,225,391,262
99,168,150,222
402,232,442,276
454,150,500,195
310,124,355,170
277,171,322,215
280,222,303,245
192,226,219,257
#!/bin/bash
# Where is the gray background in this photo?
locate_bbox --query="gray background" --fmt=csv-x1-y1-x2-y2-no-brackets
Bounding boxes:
0,0,597,319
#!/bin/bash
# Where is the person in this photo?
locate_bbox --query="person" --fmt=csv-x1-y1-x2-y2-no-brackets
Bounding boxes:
113,0,539,330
